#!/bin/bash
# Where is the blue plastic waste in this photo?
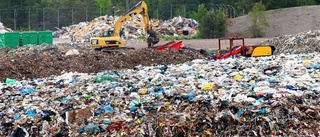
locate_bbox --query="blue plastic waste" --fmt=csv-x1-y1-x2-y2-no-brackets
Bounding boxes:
187,93,195,100
20,88,36,95
79,127,85,133
111,83,118,88
26,109,36,117
60,97,69,102
154,88,164,96
160,65,168,73
103,120,110,125
147,88,154,93
238,109,243,117
130,106,138,111
96,109,103,115
260,107,267,114
267,78,277,83
257,98,263,103
103,105,115,113
132,76,140,80
14,114,20,120
86,124,100,132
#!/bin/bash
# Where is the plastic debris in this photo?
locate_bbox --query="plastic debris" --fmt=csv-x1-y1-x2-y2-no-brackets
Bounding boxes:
5,78,17,84
53,15,198,42
1,31,320,136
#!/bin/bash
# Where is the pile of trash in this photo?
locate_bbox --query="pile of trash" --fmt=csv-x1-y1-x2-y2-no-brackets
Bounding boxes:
263,30,320,55
54,15,198,42
1,52,320,136
0,44,205,81
0,22,13,33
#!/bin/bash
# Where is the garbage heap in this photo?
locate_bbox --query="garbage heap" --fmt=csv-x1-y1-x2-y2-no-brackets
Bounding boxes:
0,44,205,81
1,50,320,136
0,22,13,33
263,30,320,55
55,15,198,42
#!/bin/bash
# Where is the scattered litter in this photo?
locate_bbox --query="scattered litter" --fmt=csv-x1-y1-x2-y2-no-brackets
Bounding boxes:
262,30,320,55
1,31,320,136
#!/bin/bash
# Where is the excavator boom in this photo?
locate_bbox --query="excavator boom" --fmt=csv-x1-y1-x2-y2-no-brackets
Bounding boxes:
90,1,155,48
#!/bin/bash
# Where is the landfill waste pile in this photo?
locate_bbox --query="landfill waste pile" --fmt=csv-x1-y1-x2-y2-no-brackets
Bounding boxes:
0,44,205,81
0,22,13,33
262,30,320,55
1,51,320,136
54,15,198,42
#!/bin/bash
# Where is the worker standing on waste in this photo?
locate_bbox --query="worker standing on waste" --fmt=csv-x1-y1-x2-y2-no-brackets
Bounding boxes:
147,30,159,47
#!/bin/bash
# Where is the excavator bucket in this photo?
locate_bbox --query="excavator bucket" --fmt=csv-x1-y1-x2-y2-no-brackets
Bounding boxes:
152,40,184,51
250,45,275,57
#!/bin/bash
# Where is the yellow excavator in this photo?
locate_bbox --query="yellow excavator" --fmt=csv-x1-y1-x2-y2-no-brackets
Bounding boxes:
89,1,159,50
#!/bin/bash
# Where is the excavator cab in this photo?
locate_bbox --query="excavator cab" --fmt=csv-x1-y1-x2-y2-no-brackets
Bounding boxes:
99,30,113,37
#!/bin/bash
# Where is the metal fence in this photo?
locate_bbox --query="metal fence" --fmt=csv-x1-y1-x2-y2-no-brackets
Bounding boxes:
0,7,105,31
0,4,238,31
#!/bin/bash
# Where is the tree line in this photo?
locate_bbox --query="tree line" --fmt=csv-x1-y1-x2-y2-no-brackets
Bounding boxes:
1,0,319,18
0,0,318,37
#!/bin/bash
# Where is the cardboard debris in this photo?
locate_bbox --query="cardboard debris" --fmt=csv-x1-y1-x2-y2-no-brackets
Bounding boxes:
0,22,13,33
54,15,198,42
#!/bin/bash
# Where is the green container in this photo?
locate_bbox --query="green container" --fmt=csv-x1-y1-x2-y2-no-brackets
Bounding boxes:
5,32,20,49
0,33,5,48
38,31,53,45
21,31,38,46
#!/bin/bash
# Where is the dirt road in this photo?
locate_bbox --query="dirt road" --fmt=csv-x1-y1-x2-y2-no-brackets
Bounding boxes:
53,38,270,50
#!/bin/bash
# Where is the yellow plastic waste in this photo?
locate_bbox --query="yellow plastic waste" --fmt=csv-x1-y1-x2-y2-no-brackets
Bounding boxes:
168,105,173,110
137,119,141,124
121,130,127,135
249,80,255,85
233,74,243,81
113,100,119,105
164,102,171,106
206,130,212,135
96,97,101,102
303,60,311,66
200,82,215,91
159,123,164,127
201,65,209,69
50,116,55,121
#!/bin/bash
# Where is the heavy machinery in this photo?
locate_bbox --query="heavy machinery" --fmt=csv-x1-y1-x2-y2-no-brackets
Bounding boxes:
89,1,159,50
213,37,275,59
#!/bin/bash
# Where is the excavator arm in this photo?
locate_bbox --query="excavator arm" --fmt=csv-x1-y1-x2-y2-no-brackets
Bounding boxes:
113,1,151,37
90,1,158,48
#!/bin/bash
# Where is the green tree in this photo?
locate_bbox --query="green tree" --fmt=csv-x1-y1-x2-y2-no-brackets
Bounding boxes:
199,9,226,38
175,5,186,17
96,0,112,14
188,4,208,22
297,0,317,5
249,1,269,38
